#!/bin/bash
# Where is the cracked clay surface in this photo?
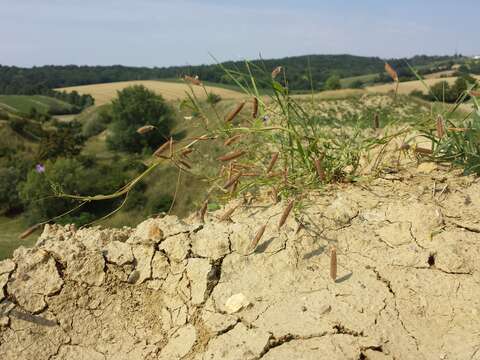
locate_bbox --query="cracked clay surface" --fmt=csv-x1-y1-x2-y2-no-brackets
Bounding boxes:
1,164,480,359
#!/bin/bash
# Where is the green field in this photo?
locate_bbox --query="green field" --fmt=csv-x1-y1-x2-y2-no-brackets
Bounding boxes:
0,95,74,115
0,216,38,260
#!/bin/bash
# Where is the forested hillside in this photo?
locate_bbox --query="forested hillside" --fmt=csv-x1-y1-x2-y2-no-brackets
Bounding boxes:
0,54,462,93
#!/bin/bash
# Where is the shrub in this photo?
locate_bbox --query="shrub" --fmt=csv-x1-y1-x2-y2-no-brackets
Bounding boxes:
106,85,175,153
324,74,341,90
206,92,222,105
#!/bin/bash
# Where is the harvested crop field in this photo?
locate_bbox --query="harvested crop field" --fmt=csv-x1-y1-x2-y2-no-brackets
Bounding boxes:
366,75,480,95
1,162,479,359
56,80,245,105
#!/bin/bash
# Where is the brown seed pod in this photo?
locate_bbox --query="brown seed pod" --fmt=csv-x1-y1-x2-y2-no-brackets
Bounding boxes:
267,171,283,178
225,101,246,123
181,148,193,158
154,139,172,158
414,145,433,155
313,157,325,181
199,200,208,222
271,66,282,79
136,125,156,134
219,205,239,222
373,113,379,129
271,187,278,203
470,90,480,97
224,134,242,146
178,159,192,169
252,97,259,118
278,200,294,229
223,172,242,189
266,152,279,173
250,224,267,252
384,62,398,82
184,75,202,86
218,150,246,162
436,115,445,139
19,223,42,239
330,246,337,281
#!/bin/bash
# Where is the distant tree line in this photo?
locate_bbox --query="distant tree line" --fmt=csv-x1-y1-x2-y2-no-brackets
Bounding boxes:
0,54,462,93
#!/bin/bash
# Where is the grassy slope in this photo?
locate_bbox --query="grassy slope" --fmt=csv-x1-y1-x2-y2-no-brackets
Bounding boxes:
0,95,74,114
0,216,38,260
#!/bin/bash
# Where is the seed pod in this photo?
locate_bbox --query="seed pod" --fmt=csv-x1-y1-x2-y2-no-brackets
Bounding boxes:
400,143,411,151
178,159,192,169
384,62,398,82
181,148,193,158
218,150,246,162
225,101,246,123
314,157,325,181
436,115,445,139
271,66,282,79
184,75,202,86
414,145,433,155
154,139,172,158
330,246,337,281
252,97,259,118
199,200,208,222
267,171,283,178
373,113,379,129
223,172,242,189
19,223,42,239
470,90,480,97
271,187,278,203
224,134,242,146
136,125,156,134
278,200,294,229
266,152,279,173
250,224,267,252
219,205,239,222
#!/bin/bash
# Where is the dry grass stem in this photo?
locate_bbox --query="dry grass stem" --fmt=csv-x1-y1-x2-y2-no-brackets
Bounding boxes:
178,159,192,169
225,101,246,122
218,150,246,162
330,246,337,281
278,199,294,229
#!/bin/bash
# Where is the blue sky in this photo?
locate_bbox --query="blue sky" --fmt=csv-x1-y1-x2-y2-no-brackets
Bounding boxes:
0,0,478,67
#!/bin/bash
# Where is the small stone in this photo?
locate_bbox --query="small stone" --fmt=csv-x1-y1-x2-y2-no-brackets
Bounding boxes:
103,241,133,266
225,293,250,314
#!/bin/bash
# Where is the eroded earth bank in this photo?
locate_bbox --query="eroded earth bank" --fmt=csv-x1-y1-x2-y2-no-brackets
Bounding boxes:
1,164,480,360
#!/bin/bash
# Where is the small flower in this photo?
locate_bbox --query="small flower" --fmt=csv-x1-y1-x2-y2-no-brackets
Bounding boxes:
262,115,270,123
35,164,45,173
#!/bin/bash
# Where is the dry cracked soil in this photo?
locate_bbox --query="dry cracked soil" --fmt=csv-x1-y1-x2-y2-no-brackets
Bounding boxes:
1,163,480,360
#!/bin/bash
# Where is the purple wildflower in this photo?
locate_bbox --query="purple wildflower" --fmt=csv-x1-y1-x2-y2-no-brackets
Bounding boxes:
35,164,45,174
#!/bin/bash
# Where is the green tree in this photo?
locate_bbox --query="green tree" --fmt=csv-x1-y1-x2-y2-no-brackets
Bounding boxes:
324,74,341,90
107,85,175,153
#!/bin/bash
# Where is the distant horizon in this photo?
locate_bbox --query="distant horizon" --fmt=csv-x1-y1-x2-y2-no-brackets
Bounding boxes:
1,0,478,67
0,52,470,69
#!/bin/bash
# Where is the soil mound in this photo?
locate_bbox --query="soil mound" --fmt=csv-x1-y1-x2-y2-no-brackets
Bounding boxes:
1,164,480,359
